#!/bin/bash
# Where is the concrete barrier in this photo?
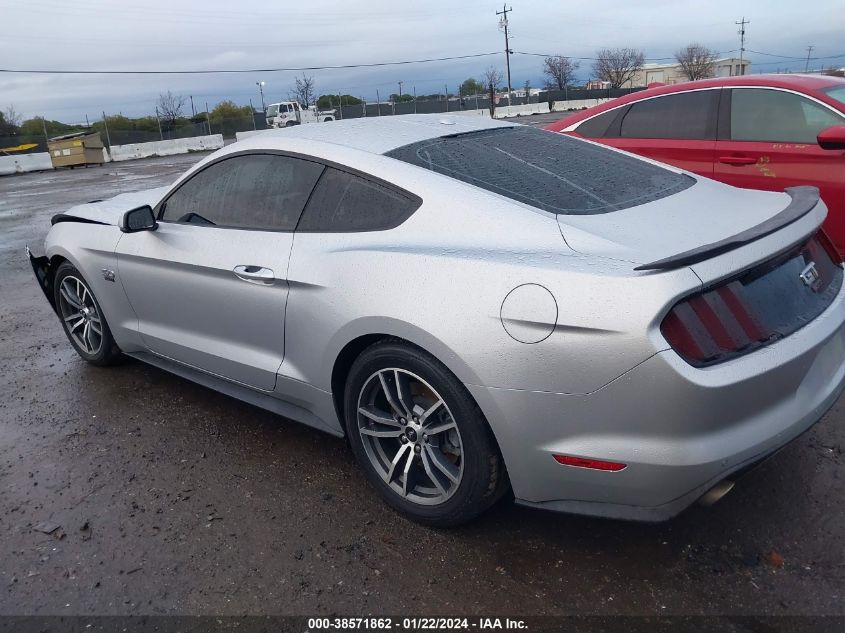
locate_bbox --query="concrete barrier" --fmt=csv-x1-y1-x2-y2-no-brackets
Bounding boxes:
493,102,551,118
0,152,53,176
109,134,224,162
551,98,613,112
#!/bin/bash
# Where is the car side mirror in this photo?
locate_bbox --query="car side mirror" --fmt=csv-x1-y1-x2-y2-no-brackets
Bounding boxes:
120,205,158,233
817,125,845,150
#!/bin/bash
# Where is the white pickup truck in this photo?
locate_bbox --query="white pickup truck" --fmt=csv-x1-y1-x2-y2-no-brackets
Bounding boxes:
266,101,336,128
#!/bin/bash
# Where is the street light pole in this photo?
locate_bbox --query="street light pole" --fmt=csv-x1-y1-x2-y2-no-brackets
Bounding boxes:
256,81,266,112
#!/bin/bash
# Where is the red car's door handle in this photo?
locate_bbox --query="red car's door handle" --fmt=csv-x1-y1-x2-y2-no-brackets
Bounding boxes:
718,156,757,166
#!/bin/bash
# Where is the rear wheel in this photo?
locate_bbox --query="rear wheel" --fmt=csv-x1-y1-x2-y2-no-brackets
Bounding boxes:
53,262,122,366
344,341,508,527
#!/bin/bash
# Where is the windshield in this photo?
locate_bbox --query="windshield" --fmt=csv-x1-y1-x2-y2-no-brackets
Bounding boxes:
822,85,845,108
267,104,279,117
386,126,694,215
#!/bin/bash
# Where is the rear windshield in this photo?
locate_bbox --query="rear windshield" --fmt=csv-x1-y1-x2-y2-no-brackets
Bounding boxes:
386,126,694,215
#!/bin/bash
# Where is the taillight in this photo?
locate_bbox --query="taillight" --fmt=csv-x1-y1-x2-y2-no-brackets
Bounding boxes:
660,231,842,367
661,282,769,365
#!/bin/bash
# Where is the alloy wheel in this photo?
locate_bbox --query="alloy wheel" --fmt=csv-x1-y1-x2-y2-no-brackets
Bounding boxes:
356,368,464,505
57,275,104,355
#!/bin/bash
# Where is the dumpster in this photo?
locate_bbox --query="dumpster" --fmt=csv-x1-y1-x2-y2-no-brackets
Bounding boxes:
47,131,105,168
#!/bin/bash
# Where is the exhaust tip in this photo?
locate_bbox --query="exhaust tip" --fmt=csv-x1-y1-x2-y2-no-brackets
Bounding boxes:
698,480,735,507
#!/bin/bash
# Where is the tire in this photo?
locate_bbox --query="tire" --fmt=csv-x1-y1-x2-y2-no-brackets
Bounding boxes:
285,121,296,127
53,262,122,366
344,340,509,527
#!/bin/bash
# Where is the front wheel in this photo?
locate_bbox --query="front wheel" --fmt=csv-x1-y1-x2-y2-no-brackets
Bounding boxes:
53,262,122,366
344,341,508,527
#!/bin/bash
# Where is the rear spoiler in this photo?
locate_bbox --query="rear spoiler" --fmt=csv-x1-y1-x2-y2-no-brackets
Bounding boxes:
635,186,821,271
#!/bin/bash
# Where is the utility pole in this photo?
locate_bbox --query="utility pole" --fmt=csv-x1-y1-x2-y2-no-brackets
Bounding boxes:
398,81,404,99
413,86,417,114
256,81,266,112
805,45,815,72
190,95,195,117
496,4,513,106
735,17,749,75
101,112,111,147
154,106,163,140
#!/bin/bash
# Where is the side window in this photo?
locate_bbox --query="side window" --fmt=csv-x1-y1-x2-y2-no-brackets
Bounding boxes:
160,154,323,231
730,88,844,143
575,109,620,138
619,91,716,140
297,168,420,232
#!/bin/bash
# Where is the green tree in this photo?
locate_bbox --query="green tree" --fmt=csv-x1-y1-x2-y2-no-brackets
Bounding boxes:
209,100,252,123
460,78,484,96
316,94,362,109
19,117,80,138
389,94,414,103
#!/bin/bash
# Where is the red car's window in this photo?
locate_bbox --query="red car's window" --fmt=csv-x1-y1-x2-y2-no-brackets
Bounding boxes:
730,88,844,144
575,109,620,138
619,90,717,140
822,85,845,107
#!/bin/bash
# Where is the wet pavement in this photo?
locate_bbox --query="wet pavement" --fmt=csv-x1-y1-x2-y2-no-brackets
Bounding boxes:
1,151,844,617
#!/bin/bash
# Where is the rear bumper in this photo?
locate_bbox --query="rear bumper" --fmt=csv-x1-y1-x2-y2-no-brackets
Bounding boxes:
27,246,56,312
468,278,845,521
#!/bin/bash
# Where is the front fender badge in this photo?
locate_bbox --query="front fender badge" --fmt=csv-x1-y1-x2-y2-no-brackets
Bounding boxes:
101,269,116,282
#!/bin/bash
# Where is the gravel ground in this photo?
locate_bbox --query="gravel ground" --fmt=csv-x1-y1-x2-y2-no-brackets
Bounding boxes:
1,149,844,618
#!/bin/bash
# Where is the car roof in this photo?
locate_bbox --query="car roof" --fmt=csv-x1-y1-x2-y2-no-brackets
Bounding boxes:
232,114,518,155
546,73,845,132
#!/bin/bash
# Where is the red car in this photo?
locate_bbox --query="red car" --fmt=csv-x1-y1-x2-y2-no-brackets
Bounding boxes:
546,74,845,253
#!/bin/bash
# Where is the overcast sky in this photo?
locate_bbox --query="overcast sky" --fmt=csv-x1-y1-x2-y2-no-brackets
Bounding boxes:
2,0,843,123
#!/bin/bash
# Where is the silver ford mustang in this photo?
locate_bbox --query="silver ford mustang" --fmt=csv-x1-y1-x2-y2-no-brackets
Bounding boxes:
28,115,845,526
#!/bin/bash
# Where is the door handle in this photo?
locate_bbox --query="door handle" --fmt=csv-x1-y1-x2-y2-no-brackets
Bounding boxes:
233,265,275,285
718,155,757,166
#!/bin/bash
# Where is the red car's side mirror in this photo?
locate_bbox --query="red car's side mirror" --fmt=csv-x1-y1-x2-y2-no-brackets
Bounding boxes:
817,125,845,150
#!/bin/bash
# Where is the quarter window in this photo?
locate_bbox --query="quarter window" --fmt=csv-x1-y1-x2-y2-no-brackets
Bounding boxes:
160,154,324,230
730,88,844,143
619,91,716,140
575,109,619,138
296,168,420,232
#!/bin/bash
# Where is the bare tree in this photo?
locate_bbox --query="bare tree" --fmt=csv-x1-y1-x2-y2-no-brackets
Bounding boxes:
156,91,186,125
675,43,717,81
4,104,22,130
481,66,503,117
292,74,316,107
542,56,580,91
592,48,646,89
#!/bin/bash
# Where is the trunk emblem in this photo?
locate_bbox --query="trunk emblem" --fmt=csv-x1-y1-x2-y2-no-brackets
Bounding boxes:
799,262,820,291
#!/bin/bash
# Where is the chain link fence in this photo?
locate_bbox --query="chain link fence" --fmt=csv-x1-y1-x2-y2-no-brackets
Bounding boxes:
2,88,644,156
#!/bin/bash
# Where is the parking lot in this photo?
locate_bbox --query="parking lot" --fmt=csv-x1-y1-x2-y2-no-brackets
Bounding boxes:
1,146,844,618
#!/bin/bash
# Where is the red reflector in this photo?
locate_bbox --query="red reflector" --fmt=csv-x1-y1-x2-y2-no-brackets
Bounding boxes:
553,454,627,472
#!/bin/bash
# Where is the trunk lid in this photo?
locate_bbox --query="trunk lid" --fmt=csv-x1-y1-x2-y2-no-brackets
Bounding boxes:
556,178,824,278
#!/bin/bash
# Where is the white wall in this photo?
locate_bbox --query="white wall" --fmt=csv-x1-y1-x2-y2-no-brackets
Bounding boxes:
108,134,224,162
0,152,53,176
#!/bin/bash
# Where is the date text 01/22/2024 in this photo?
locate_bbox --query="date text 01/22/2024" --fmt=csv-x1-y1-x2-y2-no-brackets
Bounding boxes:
306,617,528,630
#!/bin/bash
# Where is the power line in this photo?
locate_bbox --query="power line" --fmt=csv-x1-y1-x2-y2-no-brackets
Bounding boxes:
0,52,500,75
